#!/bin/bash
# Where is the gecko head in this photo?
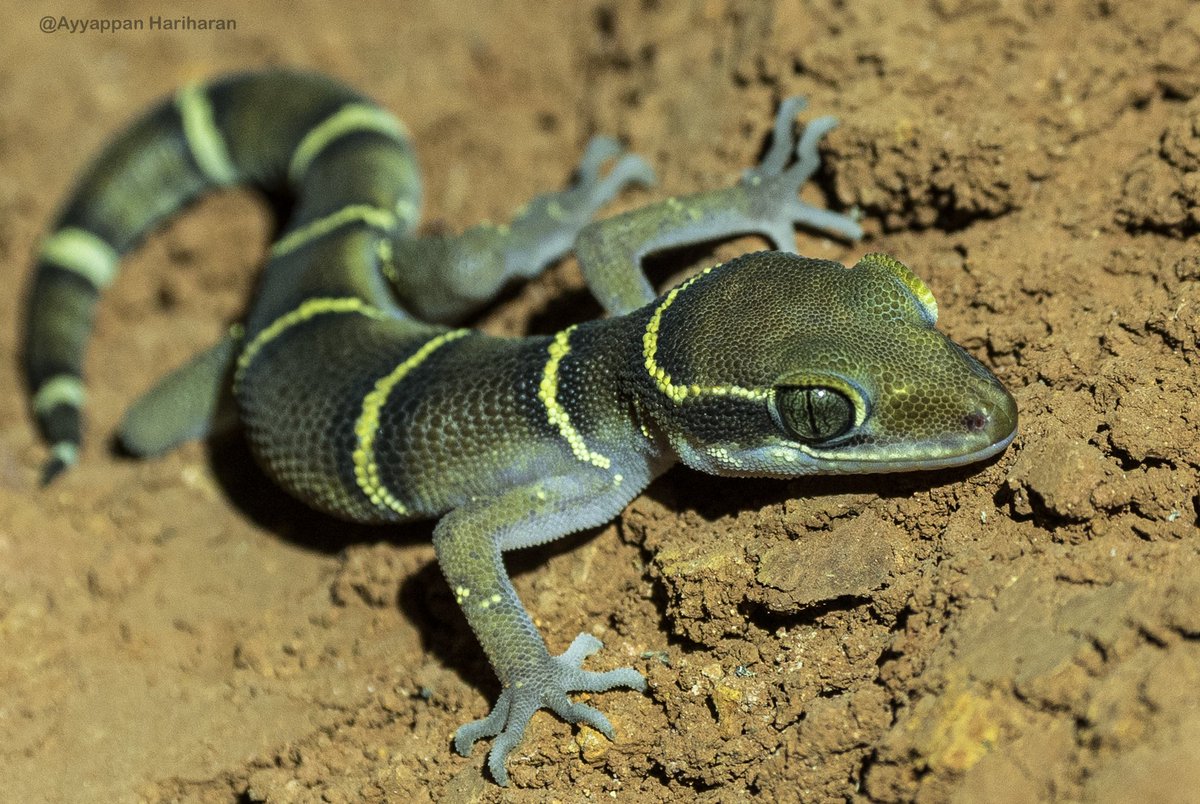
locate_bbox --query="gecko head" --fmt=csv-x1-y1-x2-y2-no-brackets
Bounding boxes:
637,251,1017,476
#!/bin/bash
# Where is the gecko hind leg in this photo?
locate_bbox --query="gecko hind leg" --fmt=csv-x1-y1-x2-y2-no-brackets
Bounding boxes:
389,137,656,323
117,327,241,457
501,135,658,278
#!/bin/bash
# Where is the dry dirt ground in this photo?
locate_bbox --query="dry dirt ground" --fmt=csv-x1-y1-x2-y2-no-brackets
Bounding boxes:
1,1,1199,801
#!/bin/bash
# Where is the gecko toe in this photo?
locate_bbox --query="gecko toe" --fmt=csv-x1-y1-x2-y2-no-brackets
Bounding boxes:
578,135,624,179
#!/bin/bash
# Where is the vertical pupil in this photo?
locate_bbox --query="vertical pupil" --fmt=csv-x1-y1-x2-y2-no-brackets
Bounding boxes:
806,388,825,435
781,385,853,441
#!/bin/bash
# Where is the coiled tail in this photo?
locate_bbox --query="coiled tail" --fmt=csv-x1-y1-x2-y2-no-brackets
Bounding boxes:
23,70,421,482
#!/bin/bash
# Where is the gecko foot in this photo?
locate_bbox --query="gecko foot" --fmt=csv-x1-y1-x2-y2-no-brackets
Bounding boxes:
502,138,656,279
556,135,657,223
741,96,863,245
453,633,646,786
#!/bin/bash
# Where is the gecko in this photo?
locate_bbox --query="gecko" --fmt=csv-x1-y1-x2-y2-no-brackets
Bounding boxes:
23,70,1017,785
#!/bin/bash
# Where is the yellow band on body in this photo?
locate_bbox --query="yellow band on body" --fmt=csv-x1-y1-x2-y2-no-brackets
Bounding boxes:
539,325,612,470
289,103,409,183
353,328,471,515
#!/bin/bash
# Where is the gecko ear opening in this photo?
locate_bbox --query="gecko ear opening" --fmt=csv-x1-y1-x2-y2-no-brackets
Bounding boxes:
856,253,939,325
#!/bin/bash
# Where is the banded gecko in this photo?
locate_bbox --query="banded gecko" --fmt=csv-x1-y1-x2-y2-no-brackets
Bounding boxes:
24,70,1017,784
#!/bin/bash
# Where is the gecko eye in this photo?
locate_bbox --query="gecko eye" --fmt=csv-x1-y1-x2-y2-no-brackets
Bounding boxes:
775,386,856,443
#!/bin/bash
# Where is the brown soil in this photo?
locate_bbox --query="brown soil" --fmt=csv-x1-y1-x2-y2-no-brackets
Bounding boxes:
2,1,1198,801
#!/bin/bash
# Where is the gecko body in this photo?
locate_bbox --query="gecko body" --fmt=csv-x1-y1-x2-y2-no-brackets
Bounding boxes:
24,70,1017,784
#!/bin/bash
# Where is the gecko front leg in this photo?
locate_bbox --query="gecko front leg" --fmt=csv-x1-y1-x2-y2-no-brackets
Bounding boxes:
434,470,648,785
575,96,862,316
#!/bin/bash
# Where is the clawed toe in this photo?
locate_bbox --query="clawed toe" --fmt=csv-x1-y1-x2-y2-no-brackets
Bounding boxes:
547,695,616,738
570,145,656,213
757,95,810,176
579,135,625,178
561,632,603,663
600,153,656,194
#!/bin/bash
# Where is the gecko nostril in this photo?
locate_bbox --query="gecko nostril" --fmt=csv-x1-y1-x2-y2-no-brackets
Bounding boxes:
963,410,990,432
